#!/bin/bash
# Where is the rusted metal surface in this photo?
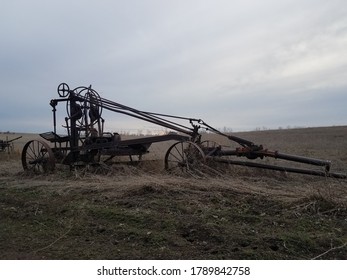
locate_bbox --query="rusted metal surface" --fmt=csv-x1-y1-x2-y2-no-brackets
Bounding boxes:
22,140,55,173
0,136,22,153
21,83,346,179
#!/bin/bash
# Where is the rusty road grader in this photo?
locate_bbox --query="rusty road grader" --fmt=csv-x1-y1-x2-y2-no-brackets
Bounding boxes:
21,83,346,179
0,136,22,153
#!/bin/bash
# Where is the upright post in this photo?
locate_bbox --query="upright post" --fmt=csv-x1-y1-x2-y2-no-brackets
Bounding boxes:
69,91,79,162
50,99,58,149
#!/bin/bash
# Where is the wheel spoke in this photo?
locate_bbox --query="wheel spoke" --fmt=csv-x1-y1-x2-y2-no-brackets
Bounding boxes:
28,144,37,159
173,143,184,159
165,141,205,174
22,140,55,173
170,150,183,163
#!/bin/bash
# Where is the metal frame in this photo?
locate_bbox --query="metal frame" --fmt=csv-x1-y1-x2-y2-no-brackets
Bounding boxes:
21,83,346,179
0,136,22,153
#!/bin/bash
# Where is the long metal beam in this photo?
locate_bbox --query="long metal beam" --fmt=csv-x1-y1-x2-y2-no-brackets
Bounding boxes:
210,157,346,179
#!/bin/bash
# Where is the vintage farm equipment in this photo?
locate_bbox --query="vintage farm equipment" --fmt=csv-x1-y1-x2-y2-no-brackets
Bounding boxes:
22,83,346,179
0,136,22,153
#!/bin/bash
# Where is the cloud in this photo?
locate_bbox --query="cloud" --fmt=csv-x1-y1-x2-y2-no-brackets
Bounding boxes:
1,0,347,133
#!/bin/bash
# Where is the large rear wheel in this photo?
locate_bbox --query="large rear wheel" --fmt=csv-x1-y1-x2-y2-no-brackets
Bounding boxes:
22,140,55,173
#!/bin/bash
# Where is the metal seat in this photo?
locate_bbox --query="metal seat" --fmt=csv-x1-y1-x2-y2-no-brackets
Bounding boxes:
40,131,70,143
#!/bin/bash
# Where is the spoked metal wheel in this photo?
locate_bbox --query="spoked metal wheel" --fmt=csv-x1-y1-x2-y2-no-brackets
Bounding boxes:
22,140,55,173
164,141,206,174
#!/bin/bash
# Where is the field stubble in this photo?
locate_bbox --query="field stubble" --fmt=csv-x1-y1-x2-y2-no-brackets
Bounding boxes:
0,126,346,259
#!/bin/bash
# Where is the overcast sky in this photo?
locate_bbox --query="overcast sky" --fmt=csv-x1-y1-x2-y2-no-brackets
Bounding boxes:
1,0,347,134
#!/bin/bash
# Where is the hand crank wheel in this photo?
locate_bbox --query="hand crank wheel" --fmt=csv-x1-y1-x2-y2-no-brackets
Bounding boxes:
22,140,55,173
66,86,103,127
164,141,205,174
57,83,70,97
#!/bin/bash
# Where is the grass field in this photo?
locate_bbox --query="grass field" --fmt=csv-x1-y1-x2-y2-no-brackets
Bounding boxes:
0,126,346,259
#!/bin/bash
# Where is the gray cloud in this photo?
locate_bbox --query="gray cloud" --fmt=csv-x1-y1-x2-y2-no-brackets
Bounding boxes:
1,0,347,133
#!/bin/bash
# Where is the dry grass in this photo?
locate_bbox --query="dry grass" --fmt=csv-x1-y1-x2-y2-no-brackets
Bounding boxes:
0,126,347,259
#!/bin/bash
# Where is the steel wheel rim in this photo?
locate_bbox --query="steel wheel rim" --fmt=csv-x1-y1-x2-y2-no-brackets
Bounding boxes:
22,140,55,173
165,141,205,173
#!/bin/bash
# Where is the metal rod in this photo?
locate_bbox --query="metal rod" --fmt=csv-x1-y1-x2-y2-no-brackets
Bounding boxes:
101,103,194,135
210,157,346,179
198,120,254,147
218,148,331,170
87,96,196,136
259,151,331,169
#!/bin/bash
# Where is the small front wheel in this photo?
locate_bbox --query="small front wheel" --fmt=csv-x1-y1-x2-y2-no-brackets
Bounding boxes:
22,140,55,173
